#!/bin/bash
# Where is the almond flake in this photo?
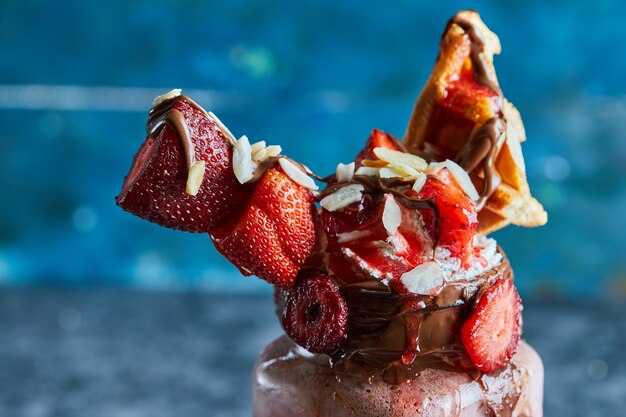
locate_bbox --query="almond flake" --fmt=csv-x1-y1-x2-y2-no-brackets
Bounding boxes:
362,159,388,168
233,135,255,184
320,184,364,212
152,89,182,107
373,147,427,171
250,141,267,155
444,159,480,201
400,262,445,295
426,161,446,175
387,161,420,177
382,195,402,235
337,229,370,243
354,166,380,176
379,167,402,179
412,172,427,193
336,162,355,183
278,158,318,190
264,145,282,158
252,148,267,162
208,111,237,143
185,160,206,196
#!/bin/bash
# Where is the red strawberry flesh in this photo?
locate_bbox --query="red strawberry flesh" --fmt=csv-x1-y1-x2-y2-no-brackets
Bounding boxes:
461,279,522,372
211,166,316,289
116,100,248,233
418,174,478,265
282,272,348,353
354,128,406,167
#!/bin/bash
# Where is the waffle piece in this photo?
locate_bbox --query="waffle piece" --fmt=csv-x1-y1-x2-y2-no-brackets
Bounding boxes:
403,10,547,234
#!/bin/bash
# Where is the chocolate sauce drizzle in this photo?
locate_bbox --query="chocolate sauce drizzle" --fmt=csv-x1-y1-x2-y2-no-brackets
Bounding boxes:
444,14,502,96
434,14,510,207
332,250,512,384
455,117,506,210
146,94,230,174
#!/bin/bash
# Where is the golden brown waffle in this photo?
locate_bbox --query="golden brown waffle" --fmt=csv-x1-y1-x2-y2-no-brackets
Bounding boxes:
403,10,547,234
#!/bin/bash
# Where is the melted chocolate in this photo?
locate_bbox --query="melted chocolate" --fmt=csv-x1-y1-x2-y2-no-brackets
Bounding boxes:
425,15,511,206
331,250,511,384
444,14,502,96
455,117,506,209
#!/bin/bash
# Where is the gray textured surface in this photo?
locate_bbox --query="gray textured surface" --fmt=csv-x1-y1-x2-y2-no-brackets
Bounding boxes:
0,289,624,416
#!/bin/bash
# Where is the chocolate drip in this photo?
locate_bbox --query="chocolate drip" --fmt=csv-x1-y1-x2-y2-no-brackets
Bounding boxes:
332,250,511,384
146,94,234,174
455,117,506,209
444,14,502,96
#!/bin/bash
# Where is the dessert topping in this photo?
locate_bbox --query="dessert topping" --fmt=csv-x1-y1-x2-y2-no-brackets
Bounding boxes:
185,161,206,196
461,278,522,372
152,88,182,107
335,162,355,183
282,273,348,353
381,194,402,235
399,261,445,295
278,158,319,190
232,135,255,184
211,166,316,289
320,184,364,212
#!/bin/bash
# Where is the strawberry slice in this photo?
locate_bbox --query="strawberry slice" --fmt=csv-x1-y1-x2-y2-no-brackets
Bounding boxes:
211,166,316,289
461,279,522,372
354,128,406,167
418,174,477,265
117,101,248,233
282,271,348,353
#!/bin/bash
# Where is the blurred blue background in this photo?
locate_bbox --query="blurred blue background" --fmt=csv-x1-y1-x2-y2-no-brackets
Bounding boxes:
1,0,625,299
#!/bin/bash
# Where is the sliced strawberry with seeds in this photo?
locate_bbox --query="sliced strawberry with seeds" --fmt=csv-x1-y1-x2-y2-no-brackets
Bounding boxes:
461,279,522,373
354,128,406,167
282,272,348,353
211,166,316,289
117,101,248,233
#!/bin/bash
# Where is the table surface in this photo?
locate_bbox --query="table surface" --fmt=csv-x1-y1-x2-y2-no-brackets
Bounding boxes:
0,288,624,417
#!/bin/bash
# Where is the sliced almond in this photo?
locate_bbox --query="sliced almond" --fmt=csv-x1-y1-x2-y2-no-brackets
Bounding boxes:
379,167,403,179
336,162,355,183
373,147,427,171
232,135,255,184
252,148,267,162
320,184,364,212
208,111,237,143
444,159,480,201
337,229,370,244
354,166,380,176
250,141,267,155
362,159,388,168
400,262,445,295
412,172,427,193
185,160,206,196
382,195,402,235
426,161,446,175
264,145,282,158
278,158,318,190
152,89,182,107
387,161,420,177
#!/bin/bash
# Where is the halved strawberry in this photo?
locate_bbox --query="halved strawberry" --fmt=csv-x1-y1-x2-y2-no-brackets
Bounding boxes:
418,174,477,265
117,101,248,232
354,128,406,167
282,272,348,353
211,166,316,289
461,279,522,373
